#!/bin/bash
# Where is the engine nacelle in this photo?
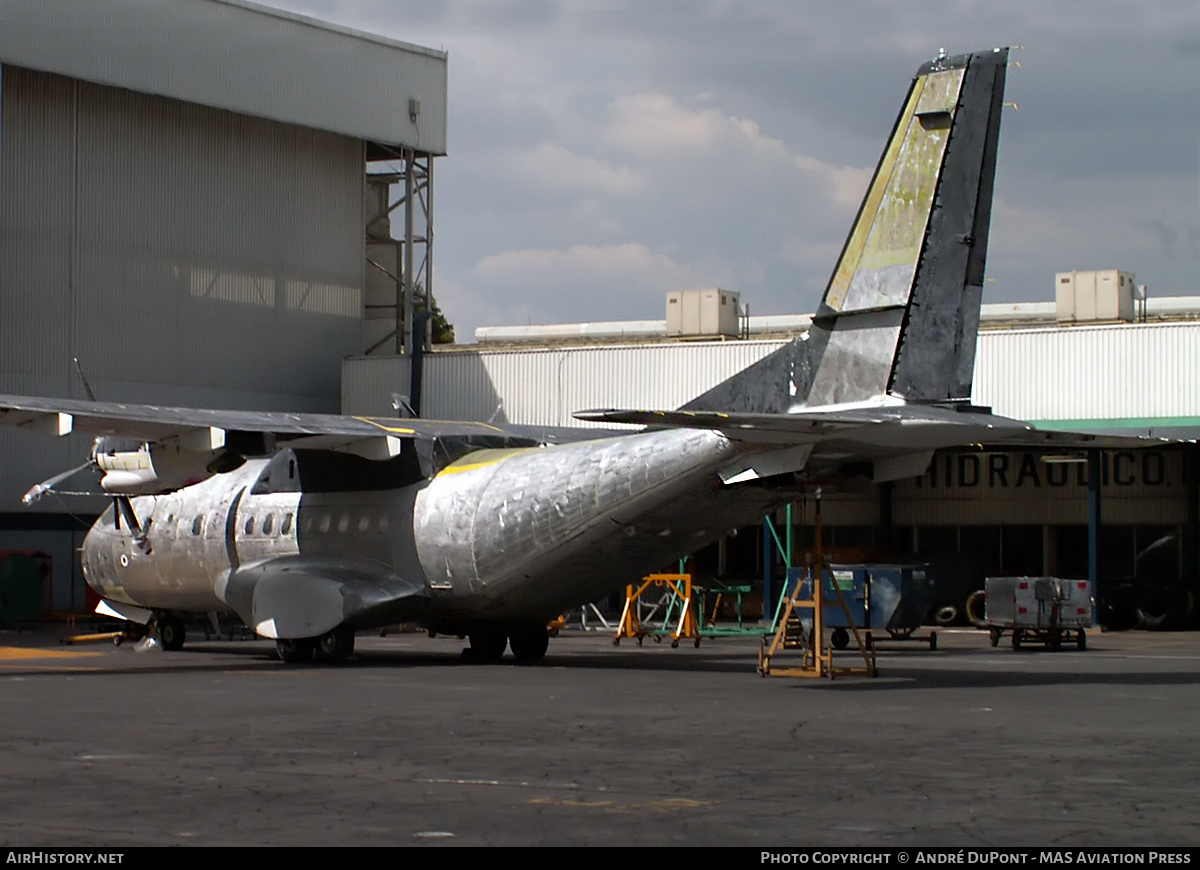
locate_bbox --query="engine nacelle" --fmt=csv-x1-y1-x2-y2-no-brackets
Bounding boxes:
93,430,230,495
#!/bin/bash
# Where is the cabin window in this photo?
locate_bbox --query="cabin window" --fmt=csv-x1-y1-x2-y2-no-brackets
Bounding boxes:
262,514,274,535
318,514,331,534
358,515,371,534
337,513,350,534
191,516,203,536
281,513,294,535
244,516,255,535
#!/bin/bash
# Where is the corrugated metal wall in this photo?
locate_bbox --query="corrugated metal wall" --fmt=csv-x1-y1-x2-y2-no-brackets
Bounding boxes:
343,341,783,424
1,66,366,508
345,321,1200,432
973,321,1200,424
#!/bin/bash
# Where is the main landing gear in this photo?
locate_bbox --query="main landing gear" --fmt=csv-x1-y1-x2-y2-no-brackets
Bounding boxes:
155,614,187,651
464,624,550,665
275,625,356,664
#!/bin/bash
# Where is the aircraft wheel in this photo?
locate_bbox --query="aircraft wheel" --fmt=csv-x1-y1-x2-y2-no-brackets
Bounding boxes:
316,625,355,661
467,629,508,664
276,638,316,664
508,625,549,664
831,628,849,650
935,605,959,626
1077,631,1087,651
159,616,186,652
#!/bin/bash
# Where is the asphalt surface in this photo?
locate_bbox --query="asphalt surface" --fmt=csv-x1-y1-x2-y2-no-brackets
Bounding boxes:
2,623,1198,847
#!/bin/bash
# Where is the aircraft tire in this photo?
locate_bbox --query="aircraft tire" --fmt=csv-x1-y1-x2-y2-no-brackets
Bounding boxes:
508,625,550,664
965,590,988,628
830,628,849,650
315,625,355,661
467,629,507,664
159,616,186,652
276,638,316,664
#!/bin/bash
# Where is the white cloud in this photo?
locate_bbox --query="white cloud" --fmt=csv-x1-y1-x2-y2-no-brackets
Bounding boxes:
515,143,645,196
601,91,869,210
475,242,718,297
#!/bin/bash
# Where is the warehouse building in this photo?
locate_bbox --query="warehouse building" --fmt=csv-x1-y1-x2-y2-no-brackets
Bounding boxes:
0,0,446,611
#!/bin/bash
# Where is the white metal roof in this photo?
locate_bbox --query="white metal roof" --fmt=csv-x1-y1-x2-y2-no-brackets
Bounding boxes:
0,0,447,153
473,297,1200,345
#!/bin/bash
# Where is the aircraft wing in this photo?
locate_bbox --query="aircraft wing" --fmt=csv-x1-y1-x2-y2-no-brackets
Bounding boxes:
0,392,614,448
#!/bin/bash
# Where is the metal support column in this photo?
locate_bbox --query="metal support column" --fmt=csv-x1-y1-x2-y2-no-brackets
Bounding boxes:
1087,448,1103,623
762,514,775,622
364,148,435,357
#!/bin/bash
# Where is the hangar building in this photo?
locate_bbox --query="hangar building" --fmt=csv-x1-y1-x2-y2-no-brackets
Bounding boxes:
0,0,446,609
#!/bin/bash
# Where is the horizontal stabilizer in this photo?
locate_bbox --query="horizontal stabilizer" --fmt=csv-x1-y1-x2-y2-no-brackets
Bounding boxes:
576,405,1176,452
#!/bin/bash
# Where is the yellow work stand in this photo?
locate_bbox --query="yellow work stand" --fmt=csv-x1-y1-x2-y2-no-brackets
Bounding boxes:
613,573,701,648
758,563,877,678
758,494,876,679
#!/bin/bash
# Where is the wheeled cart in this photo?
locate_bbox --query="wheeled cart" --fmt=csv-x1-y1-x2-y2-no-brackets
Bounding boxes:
985,577,1093,650
790,563,938,651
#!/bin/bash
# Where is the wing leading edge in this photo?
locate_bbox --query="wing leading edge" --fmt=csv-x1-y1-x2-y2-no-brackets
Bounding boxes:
0,392,616,449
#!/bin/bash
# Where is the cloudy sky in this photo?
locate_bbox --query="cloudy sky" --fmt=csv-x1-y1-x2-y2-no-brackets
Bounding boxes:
266,1,1200,342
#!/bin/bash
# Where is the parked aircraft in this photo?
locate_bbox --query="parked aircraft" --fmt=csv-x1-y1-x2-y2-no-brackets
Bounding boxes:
0,48,1095,663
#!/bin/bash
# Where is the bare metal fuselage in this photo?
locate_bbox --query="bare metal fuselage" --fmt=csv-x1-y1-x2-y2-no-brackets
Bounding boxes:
81,428,784,636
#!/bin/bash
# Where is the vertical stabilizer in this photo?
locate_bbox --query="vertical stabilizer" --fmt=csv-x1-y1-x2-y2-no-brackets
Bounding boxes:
685,48,1008,414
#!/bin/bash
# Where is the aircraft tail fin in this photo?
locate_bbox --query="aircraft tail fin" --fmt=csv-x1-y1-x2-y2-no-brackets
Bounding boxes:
684,48,1008,414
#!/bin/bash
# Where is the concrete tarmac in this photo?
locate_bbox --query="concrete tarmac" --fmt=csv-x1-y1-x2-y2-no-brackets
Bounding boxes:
2,624,1199,847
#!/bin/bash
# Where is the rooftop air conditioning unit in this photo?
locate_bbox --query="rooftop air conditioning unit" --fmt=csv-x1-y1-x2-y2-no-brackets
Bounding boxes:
666,289,740,338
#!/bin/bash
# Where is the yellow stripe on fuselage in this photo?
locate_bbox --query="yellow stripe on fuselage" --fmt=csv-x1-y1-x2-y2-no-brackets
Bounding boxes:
436,447,538,477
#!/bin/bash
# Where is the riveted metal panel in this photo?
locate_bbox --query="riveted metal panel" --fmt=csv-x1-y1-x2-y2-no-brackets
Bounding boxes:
0,0,447,153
